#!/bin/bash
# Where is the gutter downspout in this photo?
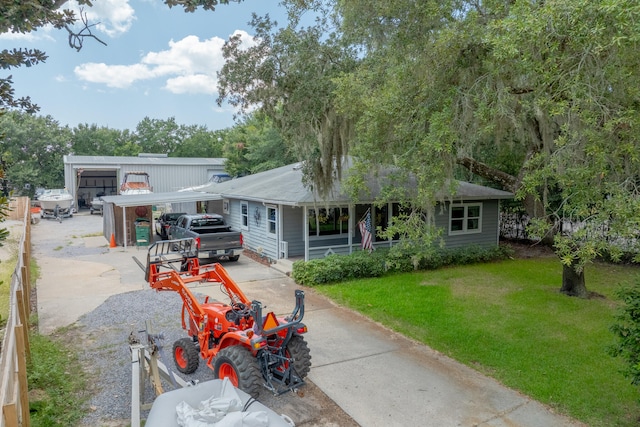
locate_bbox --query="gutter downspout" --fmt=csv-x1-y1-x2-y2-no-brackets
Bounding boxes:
277,204,283,260
303,207,309,261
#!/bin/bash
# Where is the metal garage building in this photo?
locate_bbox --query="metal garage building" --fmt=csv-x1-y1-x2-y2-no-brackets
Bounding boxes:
63,154,226,209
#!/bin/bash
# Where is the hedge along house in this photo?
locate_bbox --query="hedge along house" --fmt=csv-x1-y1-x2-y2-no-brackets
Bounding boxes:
195,161,514,262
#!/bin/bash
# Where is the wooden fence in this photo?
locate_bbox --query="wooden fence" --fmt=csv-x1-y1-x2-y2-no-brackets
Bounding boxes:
1,197,33,427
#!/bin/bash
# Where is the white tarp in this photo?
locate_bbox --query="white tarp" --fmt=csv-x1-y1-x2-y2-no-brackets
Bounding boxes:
176,378,269,427
145,378,293,427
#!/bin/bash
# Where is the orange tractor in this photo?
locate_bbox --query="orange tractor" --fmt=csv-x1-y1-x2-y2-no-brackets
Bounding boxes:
137,238,311,397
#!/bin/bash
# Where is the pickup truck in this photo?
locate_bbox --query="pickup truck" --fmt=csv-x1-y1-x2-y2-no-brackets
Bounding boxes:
168,213,243,261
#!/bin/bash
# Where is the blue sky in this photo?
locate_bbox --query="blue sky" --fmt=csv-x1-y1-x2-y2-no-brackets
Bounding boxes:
0,0,286,131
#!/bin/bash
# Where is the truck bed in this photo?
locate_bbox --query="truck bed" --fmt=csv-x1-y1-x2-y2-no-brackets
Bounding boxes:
169,214,243,261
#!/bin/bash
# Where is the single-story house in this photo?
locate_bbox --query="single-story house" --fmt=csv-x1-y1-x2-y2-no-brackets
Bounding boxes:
191,161,514,262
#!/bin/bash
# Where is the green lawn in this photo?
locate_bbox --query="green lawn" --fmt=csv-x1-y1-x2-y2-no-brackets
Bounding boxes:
0,252,17,325
314,257,640,427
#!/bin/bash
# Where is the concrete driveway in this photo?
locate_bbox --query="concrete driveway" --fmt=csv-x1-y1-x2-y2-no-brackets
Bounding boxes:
32,211,586,427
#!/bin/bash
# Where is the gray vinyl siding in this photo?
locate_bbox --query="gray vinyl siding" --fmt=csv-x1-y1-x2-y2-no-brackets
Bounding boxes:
224,200,280,261
436,200,500,249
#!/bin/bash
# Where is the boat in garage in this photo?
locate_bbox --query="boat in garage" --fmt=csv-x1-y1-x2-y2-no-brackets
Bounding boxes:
120,171,153,195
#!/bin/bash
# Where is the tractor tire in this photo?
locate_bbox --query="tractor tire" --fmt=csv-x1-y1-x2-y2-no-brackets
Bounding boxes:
173,338,199,374
287,335,312,378
213,346,262,398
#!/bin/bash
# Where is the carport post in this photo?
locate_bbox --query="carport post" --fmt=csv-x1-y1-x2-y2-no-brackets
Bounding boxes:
122,206,128,249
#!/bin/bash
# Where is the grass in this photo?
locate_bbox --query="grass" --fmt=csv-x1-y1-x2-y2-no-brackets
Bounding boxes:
2,229,87,425
27,330,90,426
81,232,103,238
314,257,640,427
0,235,20,326
0,253,16,325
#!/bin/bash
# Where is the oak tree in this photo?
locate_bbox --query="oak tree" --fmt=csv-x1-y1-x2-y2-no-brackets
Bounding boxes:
334,0,640,297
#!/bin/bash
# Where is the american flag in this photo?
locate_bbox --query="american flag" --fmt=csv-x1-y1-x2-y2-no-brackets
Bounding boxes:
358,208,374,252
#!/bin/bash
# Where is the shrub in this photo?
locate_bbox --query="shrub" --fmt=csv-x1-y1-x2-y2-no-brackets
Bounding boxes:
292,244,513,286
292,251,386,286
599,248,640,266
609,282,640,387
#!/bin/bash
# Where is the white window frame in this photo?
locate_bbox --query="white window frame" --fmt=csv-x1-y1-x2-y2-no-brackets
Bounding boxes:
266,205,277,238
449,203,482,235
240,201,249,231
307,207,349,238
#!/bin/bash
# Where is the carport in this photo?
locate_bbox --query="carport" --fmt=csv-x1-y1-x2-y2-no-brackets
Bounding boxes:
101,191,222,248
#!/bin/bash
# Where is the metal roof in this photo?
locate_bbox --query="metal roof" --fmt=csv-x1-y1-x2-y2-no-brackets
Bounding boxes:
64,155,226,167
194,161,514,206
101,191,221,207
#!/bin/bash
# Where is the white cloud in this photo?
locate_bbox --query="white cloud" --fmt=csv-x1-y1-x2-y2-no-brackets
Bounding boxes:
74,30,258,94
142,35,227,76
68,0,136,38
165,74,218,94
0,26,56,42
0,32,37,42
74,63,154,88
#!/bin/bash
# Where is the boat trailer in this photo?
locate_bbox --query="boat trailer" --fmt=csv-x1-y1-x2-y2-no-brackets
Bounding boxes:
40,204,73,222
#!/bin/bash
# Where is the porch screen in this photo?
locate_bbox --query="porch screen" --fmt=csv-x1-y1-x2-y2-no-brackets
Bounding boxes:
308,207,349,236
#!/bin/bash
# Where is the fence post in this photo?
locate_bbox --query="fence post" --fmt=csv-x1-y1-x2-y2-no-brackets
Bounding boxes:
20,264,30,318
15,290,30,365
2,401,18,426
15,324,30,427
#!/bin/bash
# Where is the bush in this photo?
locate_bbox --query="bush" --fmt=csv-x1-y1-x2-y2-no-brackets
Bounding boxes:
609,282,640,387
292,251,386,286
599,248,640,266
292,244,513,286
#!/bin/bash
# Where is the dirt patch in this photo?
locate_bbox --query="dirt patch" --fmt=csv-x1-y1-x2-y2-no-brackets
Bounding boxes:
502,240,556,259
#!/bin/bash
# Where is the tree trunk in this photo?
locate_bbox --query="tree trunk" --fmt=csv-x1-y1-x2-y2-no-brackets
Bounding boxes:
560,262,588,298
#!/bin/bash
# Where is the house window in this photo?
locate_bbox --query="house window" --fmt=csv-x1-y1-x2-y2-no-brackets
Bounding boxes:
267,206,276,236
449,203,482,235
241,201,249,230
308,207,349,236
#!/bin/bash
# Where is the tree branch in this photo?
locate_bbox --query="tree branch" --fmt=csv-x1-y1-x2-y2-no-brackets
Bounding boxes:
456,156,517,192
65,9,107,52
